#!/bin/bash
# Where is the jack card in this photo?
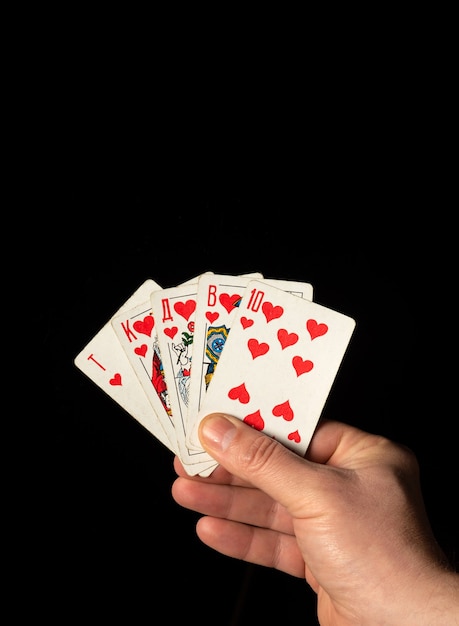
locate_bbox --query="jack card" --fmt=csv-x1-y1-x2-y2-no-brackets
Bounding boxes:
186,274,314,450
196,279,356,458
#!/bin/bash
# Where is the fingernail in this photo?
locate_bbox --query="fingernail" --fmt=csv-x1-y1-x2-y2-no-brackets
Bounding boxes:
200,414,237,452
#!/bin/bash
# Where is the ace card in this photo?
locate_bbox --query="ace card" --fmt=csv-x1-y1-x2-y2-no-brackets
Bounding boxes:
74,279,174,452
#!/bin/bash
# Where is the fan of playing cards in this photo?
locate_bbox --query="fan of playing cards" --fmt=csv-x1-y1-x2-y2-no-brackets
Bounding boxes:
75,272,356,477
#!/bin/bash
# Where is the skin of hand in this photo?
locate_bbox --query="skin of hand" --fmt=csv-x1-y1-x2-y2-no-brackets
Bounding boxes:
172,415,459,626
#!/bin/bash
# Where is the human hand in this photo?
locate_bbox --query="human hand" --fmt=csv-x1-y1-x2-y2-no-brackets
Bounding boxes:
172,415,459,625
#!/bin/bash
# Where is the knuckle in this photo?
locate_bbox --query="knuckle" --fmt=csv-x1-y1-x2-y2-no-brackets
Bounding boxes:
238,433,282,474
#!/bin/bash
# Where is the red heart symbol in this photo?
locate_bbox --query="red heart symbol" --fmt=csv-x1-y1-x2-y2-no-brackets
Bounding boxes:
288,430,301,443
134,344,148,357
277,329,298,350
228,383,250,404
206,311,219,323
272,400,294,421
133,315,154,337
240,316,254,329
262,301,283,323
307,319,328,340
243,410,265,431
174,299,196,321
219,293,242,314
164,326,178,339
109,373,122,386
292,356,314,376
248,338,269,359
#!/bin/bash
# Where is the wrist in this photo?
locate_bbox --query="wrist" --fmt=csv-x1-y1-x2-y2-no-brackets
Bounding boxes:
397,568,459,626
421,569,459,625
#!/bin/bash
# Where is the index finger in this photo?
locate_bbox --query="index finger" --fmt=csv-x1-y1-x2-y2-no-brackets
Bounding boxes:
173,455,254,487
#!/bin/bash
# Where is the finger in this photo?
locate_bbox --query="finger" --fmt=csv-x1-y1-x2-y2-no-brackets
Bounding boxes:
173,455,253,487
198,413,340,517
305,419,362,464
172,477,295,535
196,516,306,578
307,419,413,469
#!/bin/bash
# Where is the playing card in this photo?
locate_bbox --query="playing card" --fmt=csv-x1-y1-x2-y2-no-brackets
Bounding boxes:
196,279,356,458
110,273,220,476
111,297,178,455
74,279,174,451
186,274,314,450
150,281,219,472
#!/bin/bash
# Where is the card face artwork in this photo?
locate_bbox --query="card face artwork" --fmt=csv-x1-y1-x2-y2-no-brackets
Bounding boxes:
196,280,356,457
150,283,218,472
111,297,178,455
186,274,314,450
74,279,174,451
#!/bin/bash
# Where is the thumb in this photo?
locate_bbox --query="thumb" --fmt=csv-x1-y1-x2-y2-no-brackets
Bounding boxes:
199,413,323,514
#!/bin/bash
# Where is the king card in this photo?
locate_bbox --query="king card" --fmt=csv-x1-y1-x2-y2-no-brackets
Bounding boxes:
111,297,178,455
111,275,219,476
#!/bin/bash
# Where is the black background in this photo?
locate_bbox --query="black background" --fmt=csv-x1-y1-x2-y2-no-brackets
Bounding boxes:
31,176,458,625
20,42,457,624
